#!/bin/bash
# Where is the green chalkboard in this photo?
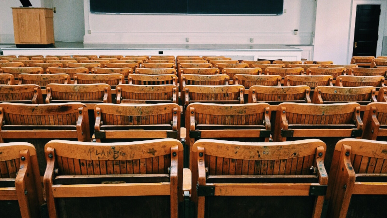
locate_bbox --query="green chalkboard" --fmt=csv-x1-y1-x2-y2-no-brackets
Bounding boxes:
90,0,284,15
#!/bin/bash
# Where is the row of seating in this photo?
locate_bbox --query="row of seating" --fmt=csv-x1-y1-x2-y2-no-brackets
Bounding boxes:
1,138,387,218
351,55,387,67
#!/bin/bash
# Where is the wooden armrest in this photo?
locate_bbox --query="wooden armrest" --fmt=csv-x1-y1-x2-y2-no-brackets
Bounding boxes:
316,146,328,185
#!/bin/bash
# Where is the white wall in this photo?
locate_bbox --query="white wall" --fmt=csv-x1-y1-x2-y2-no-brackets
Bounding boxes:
0,0,42,43
84,0,316,45
52,0,84,42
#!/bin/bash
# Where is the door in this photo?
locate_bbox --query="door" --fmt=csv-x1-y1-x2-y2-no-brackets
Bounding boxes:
352,4,381,56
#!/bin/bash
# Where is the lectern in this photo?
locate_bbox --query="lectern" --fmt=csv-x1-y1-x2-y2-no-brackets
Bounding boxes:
12,7,54,47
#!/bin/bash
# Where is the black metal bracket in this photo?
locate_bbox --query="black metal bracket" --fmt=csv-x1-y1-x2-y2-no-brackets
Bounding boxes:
197,184,215,196
94,131,106,139
309,185,327,196
281,129,294,137
189,130,201,139
351,129,363,137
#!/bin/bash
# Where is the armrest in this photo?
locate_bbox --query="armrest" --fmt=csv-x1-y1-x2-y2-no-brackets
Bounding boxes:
355,106,363,130
76,107,85,141
315,146,328,185
337,78,343,87
73,76,78,84
224,77,229,85
15,150,31,218
172,107,178,131
381,78,385,87
17,75,22,85
31,87,39,104
189,107,196,132
239,88,244,104
280,107,288,131
234,77,239,85
197,147,206,186
250,88,257,103
315,90,324,104
46,87,52,104
371,89,377,102
94,107,101,132
0,107,4,132
128,77,133,85
103,87,109,103
184,88,190,107
264,107,271,131
43,147,58,218
328,77,333,86
173,77,178,86
368,106,380,140
182,78,186,88
305,89,312,103
172,88,177,103
119,75,124,85
116,87,122,104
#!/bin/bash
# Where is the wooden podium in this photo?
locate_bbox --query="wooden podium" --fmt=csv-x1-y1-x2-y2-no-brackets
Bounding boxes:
12,7,54,47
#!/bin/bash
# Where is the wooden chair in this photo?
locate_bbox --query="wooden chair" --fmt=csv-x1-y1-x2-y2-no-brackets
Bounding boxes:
18,73,70,87
178,63,212,76
234,74,281,88
123,55,149,61
93,67,133,78
29,63,63,73
272,60,303,67
0,73,15,85
336,75,385,87
0,84,43,104
0,55,17,59
73,57,89,62
0,60,9,63
250,63,285,70
94,103,181,142
362,102,387,140
135,68,177,75
288,64,321,71
99,55,123,60
284,75,333,89
17,60,44,67
274,102,363,170
327,139,387,218
313,86,376,104
74,73,124,88
46,55,72,60
215,63,249,72
1,67,44,79
47,67,88,79
142,63,175,68
0,103,89,173
44,139,183,218
304,61,333,65
192,139,328,218
181,74,229,87
68,63,100,72
105,63,139,69
46,59,77,67
31,56,59,61
349,67,387,77
79,59,110,67
128,74,178,85
378,87,387,102
176,56,203,61
110,60,142,64
265,67,304,78
149,55,175,60
320,64,358,72
371,58,387,68
209,60,239,65
73,55,98,60
184,85,245,106
46,83,112,103
221,68,261,80
180,68,219,76
242,60,271,67
248,85,311,104
116,84,178,104
204,56,230,61
0,142,44,218
0,62,24,68
351,56,375,67
177,60,207,64
307,67,346,79
146,59,175,63
19,55,44,60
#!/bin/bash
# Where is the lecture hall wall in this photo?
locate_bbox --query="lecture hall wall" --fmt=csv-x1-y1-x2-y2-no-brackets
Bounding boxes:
0,0,386,64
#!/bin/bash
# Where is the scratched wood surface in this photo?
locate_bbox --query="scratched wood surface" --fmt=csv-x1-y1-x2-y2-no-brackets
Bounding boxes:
181,74,229,90
248,85,311,104
19,73,70,87
184,85,244,105
351,56,375,67
47,67,88,79
92,67,132,78
105,62,139,69
0,73,15,85
372,58,387,67
1,67,44,78
68,63,100,72
349,68,387,77
209,60,238,65
287,64,321,71
242,60,271,66
284,75,333,89
215,63,248,72
250,63,285,70
304,61,333,65
142,63,175,68
180,68,219,76
222,68,261,80
146,59,175,63
313,86,376,104
0,62,24,68
116,84,177,104
0,84,43,104
46,60,77,68
336,75,385,87
265,67,304,78
75,73,124,87
136,68,177,75
235,74,281,88
129,74,178,85
307,67,346,79
46,83,112,103
273,60,303,67
13,60,44,67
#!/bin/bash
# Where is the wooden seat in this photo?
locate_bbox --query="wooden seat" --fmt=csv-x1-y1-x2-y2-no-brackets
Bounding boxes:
307,67,346,79
242,60,271,67
181,74,229,87
351,56,375,67
177,60,207,64
234,74,281,88
215,63,248,72
313,86,376,104
209,60,239,65
180,68,219,76
94,103,181,142
272,60,303,67
44,139,183,218
320,64,358,71
284,75,333,89
17,60,44,67
327,139,387,218
265,67,304,78
363,102,387,140
204,56,231,61
99,55,123,60
105,62,139,69
146,59,175,63
0,73,15,85
250,63,285,70
31,56,59,61
0,62,24,67
184,85,245,106
349,67,387,77
79,59,111,67
46,59,77,67
0,84,43,104
0,103,89,173
142,63,176,68
248,85,311,104
46,55,72,60
0,55,17,59
149,55,175,60
128,74,178,85
288,64,321,71
1,67,44,79
378,87,387,102
0,142,43,218
110,60,143,64
123,55,149,61
176,56,203,60
135,68,177,75
0,60,9,63
73,57,89,62
274,102,362,170
178,63,212,76
68,63,100,72
19,55,44,60
29,63,63,73
116,84,178,104
46,83,112,104
372,58,387,68
192,139,327,218
336,75,385,87
74,73,124,88
92,67,133,78
73,55,98,60
47,67,88,79
18,73,70,87
222,68,261,80
304,61,333,65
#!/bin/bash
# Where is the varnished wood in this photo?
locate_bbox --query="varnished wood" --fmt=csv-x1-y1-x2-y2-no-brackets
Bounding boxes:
363,102,387,140
0,85,43,104
284,75,333,89
136,68,177,75
313,86,376,104
47,67,88,79
18,73,70,87
234,74,281,88
184,85,245,106
307,67,346,79
116,84,177,104
336,75,385,87
248,85,311,104
129,74,178,86
265,67,304,78
222,68,261,81
0,74,15,85
1,67,43,78
349,67,387,77
351,56,375,67
75,73,124,87
46,83,112,103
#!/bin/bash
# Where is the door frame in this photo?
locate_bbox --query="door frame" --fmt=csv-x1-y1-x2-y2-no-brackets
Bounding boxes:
347,0,386,63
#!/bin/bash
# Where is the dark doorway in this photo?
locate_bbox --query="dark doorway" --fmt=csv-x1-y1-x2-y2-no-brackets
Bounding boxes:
352,4,381,56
